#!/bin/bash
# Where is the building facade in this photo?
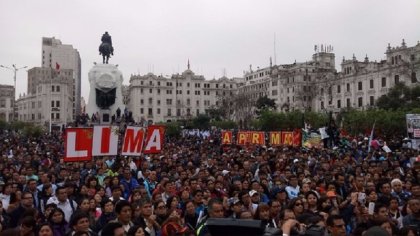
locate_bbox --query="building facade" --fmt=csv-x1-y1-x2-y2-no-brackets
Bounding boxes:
128,67,239,124
42,37,81,120
16,67,74,128
0,85,15,122
238,40,420,119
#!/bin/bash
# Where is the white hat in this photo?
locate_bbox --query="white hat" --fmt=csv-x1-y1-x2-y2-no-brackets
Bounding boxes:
222,170,230,176
293,159,299,163
249,190,259,196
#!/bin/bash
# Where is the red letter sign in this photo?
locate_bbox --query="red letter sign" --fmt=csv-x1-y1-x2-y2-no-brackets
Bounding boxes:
122,126,145,156
64,128,93,162
143,125,165,154
92,126,119,156
221,131,233,145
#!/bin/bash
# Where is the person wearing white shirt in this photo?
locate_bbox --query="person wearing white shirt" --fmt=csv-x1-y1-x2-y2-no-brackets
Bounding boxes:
285,175,300,199
47,186,77,222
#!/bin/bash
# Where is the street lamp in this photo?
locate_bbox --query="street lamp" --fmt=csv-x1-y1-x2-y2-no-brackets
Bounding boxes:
0,64,27,120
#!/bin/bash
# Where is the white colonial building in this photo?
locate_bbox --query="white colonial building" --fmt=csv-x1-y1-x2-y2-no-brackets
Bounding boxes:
239,39,420,118
16,67,74,129
0,85,15,122
42,37,81,119
128,65,240,124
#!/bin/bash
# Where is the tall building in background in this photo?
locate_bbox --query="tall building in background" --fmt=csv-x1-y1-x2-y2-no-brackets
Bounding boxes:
42,37,81,120
16,67,74,128
0,85,15,122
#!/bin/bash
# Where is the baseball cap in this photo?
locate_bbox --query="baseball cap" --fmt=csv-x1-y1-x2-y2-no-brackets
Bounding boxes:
249,190,259,196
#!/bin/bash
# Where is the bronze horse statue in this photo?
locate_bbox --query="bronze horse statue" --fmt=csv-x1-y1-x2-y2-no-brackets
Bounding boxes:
99,42,113,64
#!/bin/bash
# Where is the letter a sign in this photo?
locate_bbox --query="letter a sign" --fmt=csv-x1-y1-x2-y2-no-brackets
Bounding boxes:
221,131,232,144
64,128,93,162
143,125,165,154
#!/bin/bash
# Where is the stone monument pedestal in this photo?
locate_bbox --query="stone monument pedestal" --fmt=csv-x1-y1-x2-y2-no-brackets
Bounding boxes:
86,64,125,123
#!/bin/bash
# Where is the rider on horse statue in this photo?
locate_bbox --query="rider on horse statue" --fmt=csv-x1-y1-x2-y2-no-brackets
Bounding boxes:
99,31,114,64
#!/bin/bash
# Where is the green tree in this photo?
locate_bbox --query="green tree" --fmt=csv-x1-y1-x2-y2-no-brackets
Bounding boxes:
376,83,420,110
255,96,276,115
191,114,211,130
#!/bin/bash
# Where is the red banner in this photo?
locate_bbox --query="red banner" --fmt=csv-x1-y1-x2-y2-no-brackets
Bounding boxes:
293,129,302,147
221,131,233,144
64,128,93,162
143,125,165,154
251,132,265,145
281,131,294,146
237,131,251,145
269,132,282,146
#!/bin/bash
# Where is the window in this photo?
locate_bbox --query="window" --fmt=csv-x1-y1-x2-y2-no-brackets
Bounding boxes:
272,90,278,96
394,75,400,84
51,101,54,108
141,81,144,85
166,90,172,94
196,109,200,116
140,99,144,105
0,99,5,108
321,101,324,109
148,98,153,105
347,98,351,108
412,72,417,83
346,83,350,92
56,101,60,107
157,89,160,94
337,85,341,94
176,109,181,116
358,81,363,90
148,108,153,116
157,100,161,105
167,109,171,116
157,108,160,114
216,84,219,88
56,86,60,92
187,99,190,105
337,100,341,108
370,96,374,106
140,108,144,114
56,113,60,119
370,79,374,89
166,99,172,105
382,77,387,87
196,100,199,106
51,86,55,92
149,88,152,93
149,81,153,86
358,97,363,107
158,81,161,86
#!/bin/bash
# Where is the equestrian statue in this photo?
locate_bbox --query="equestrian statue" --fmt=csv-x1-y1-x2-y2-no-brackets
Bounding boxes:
99,31,114,64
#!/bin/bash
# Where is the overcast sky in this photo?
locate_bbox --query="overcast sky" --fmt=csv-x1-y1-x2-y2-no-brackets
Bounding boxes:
1,0,420,100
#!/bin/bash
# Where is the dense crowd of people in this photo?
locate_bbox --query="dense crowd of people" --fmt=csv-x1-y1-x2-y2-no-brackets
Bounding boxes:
0,126,419,236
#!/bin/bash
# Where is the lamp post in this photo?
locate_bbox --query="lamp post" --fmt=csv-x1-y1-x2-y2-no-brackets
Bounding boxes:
0,64,27,121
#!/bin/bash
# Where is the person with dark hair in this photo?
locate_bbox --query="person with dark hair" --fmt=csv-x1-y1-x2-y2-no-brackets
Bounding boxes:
7,191,35,228
196,198,224,236
326,215,346,236
287,197,304,218
254,203,276,228
101,222,124,236
154,200,169,226
47,186,77,223
127,225,145,236
37,223,54,236
133,199,159,236
110,200,134,234
2,215,36,236
403,198,420,230
69,211,97,236
94,198,116,233
184,200,199,230
48,208,69,236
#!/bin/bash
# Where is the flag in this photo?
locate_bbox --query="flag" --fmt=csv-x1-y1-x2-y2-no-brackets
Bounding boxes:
55,62,60,73
368,121,376,152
